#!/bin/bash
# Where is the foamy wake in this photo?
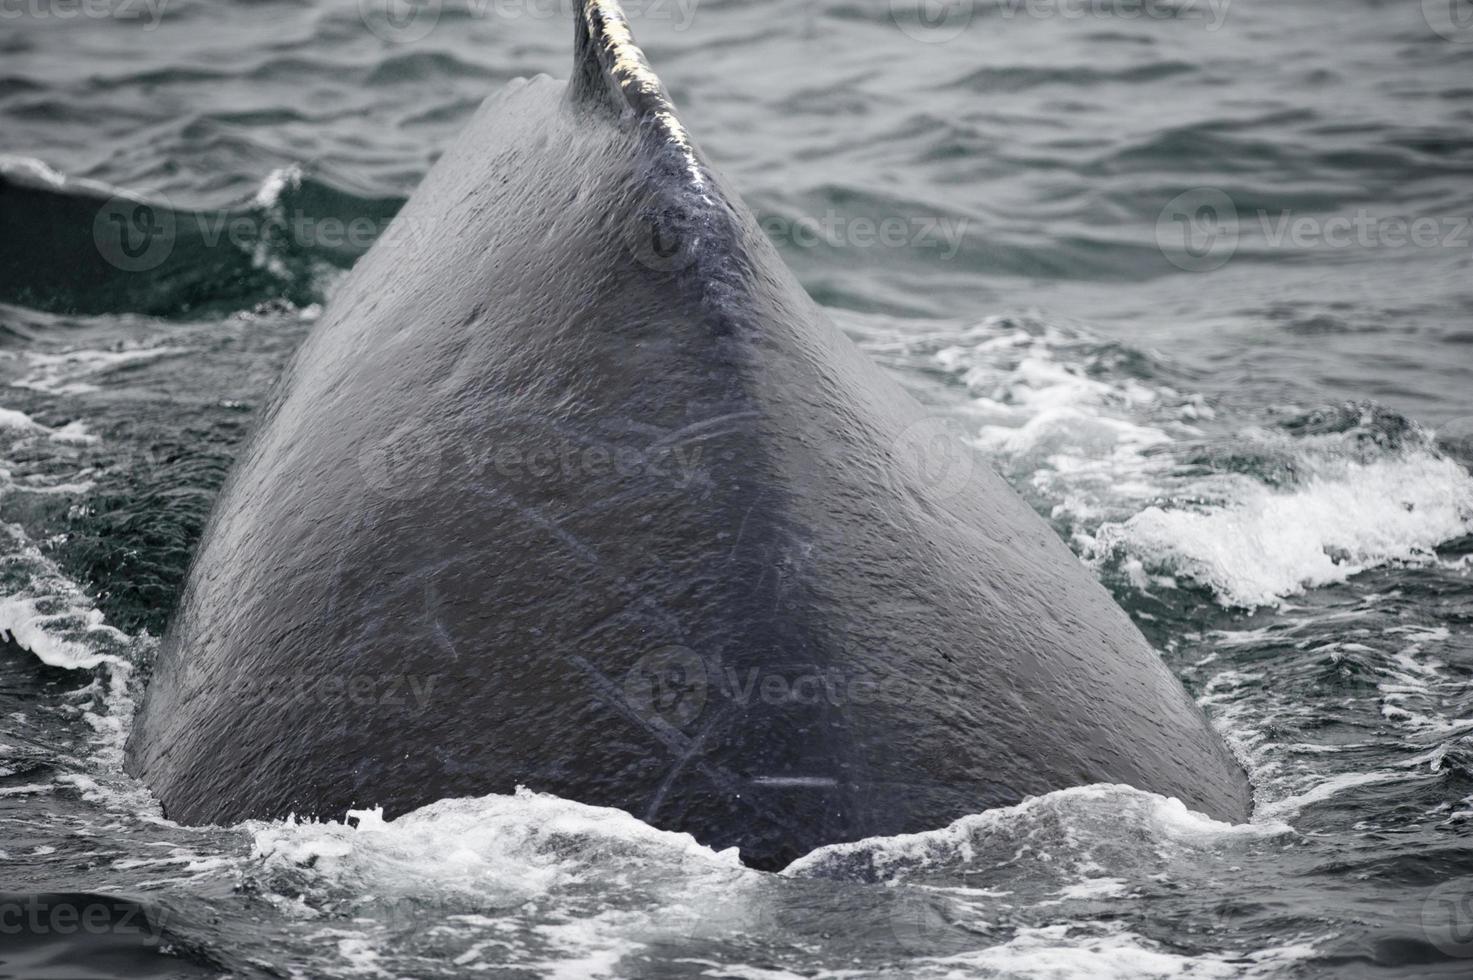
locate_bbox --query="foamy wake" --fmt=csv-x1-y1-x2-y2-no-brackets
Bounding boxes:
249,787,743,899
244,788,752,977
1087,452,1473,608
924,924,1315,980
0,410,145,774
0,404,102,491
9,346,190,396
904,314,1473,607
240,782,1306,978
785,783,1288,881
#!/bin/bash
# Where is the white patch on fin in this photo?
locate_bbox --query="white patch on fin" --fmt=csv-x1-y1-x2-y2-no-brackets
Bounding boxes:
585,0,707,190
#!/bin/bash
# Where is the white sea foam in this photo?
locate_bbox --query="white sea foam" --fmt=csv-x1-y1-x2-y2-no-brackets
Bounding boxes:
244,788,753,977
252,163,305,209
250,787,743,899
900,314,1473,608
1089,453,1473,608
244,164,307,282
925,924,1237,979
49,420,100,445
0,783,55,797
1057,877,1129,900
528,914,649,980
919,923,1313,980
0,155,153,202
1256,770,1407,823
0,420,98,495
0,596,113,669
235,782,1303,978
13,345,188,395
1376,625,1473,736
0,497,145,784
0,154,68,188
0,407,43,431
784,783,1290,881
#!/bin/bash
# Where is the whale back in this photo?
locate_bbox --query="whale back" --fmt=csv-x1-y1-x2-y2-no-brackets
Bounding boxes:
124,2,1250,868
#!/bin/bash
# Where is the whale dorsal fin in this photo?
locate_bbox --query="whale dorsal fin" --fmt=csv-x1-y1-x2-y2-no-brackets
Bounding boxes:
571,0,705,188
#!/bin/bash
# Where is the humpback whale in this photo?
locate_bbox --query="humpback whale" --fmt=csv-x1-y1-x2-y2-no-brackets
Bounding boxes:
125,0,1251,868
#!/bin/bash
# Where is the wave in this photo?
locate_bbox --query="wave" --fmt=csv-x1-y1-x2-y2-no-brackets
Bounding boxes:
784,783,1289,882
0,156,403,320
249,787,746,901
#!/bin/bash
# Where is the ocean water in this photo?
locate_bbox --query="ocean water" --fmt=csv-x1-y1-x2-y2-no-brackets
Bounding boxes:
2,0,1473,977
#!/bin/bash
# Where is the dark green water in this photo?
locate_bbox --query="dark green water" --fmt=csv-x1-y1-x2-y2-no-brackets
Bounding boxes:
1,1,1472,977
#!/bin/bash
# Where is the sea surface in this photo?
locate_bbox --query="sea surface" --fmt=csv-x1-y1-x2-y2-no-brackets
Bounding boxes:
2,0,1473,976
